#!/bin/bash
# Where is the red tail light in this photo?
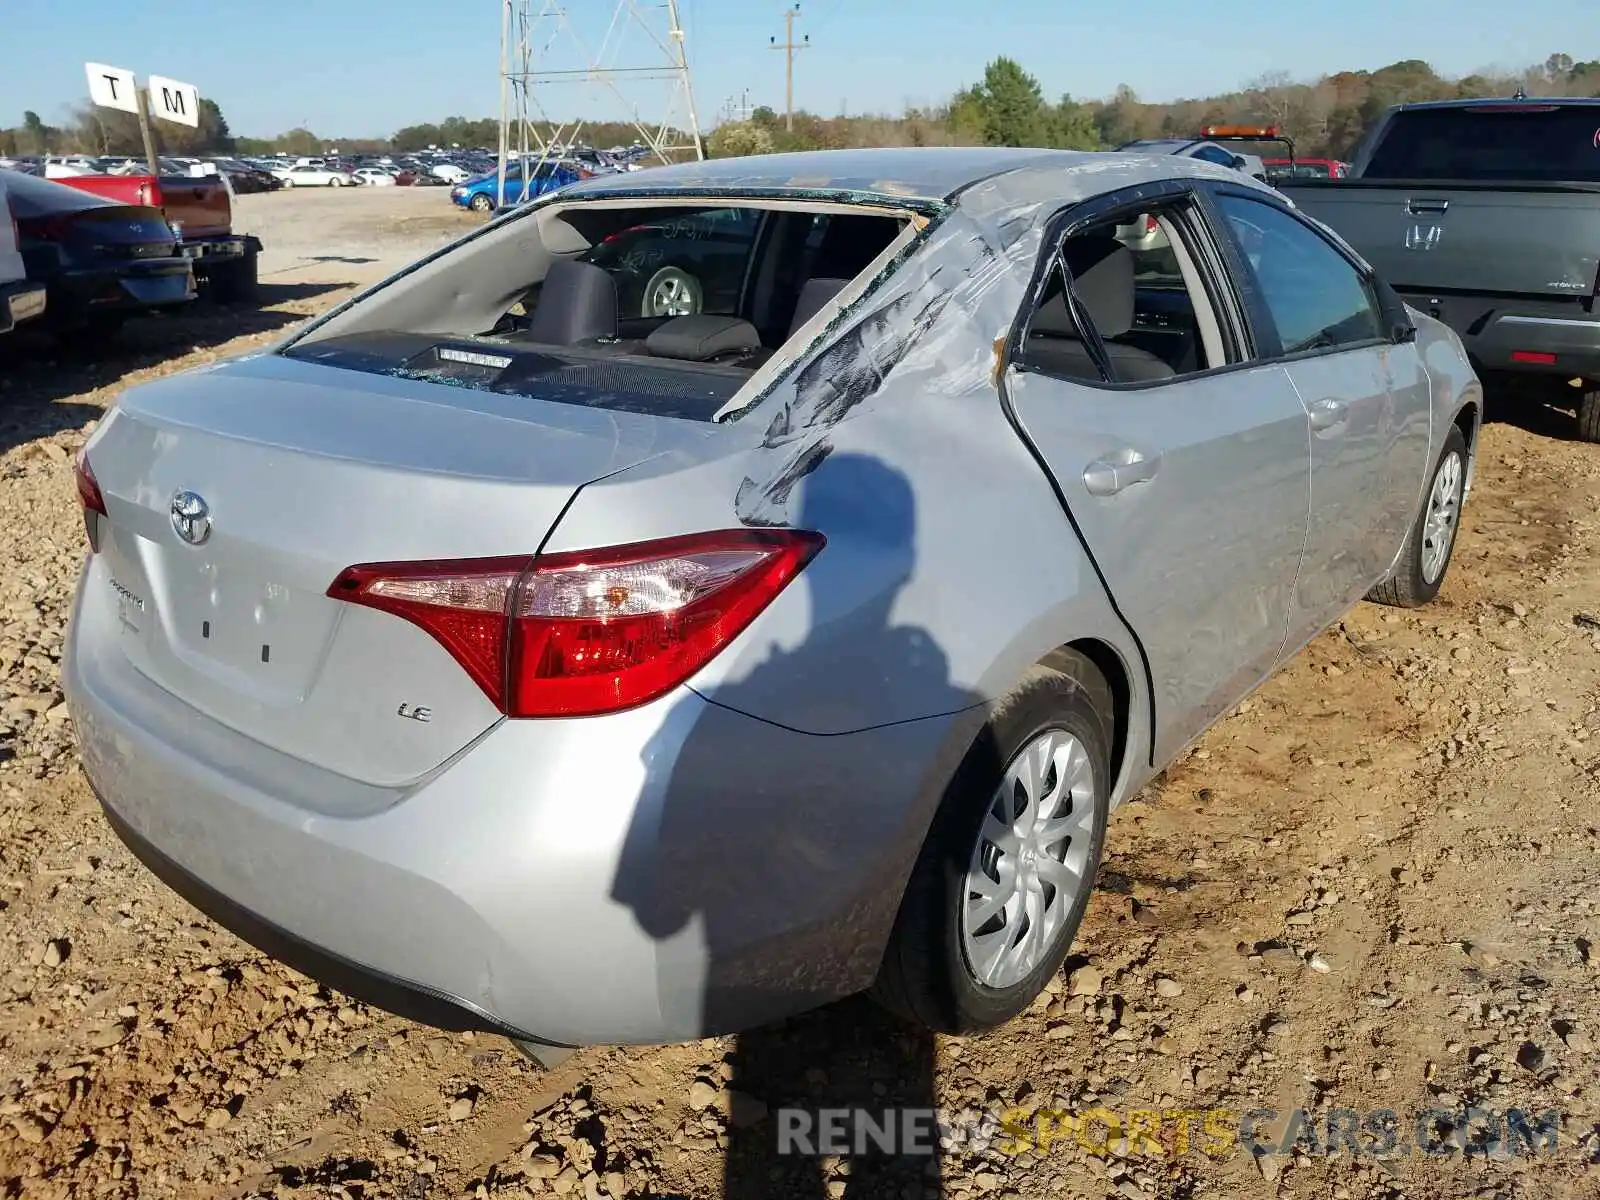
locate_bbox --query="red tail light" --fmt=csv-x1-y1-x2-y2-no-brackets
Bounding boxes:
327,529,825,718
21,215,75,243
1144,215,1159,235
74,449,107,549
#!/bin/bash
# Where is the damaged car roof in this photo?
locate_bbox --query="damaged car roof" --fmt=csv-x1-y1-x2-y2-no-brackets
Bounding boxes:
554,146,1115,204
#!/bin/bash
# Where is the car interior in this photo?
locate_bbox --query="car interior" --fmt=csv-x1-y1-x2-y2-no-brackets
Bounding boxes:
1018,208,1227,384
487,206,907,372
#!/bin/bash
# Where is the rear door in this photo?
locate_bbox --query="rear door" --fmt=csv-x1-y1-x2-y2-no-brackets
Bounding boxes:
1206,187,1432,631
1003,187,1311,765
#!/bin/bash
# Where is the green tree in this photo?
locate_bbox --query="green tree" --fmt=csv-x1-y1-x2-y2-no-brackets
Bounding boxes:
707,119,774,158
1052,95,1100,150
21,110,47,153
961,57,1053,147
278,127,322,156
199,98,233,151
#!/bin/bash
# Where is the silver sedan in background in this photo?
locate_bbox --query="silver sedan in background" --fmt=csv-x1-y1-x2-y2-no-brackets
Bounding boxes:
64,147,1481,1063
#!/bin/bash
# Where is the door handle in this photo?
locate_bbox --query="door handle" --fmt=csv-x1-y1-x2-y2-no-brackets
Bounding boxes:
1406,197,1450,216
1083,447,1161,496
1309,398,1349,432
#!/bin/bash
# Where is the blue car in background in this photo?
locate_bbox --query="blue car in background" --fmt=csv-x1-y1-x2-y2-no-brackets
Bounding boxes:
450,160,589,213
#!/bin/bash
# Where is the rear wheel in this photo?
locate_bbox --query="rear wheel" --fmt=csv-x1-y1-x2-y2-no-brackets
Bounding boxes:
641,265,701,318
330,177,344,188
1367,424,1468,608
207,247,259,305
1578,387,1600,444
871,660,1112,1034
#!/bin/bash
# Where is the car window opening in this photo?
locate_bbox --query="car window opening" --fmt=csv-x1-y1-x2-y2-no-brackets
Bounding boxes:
1016,205,1226,384
284,201,910,423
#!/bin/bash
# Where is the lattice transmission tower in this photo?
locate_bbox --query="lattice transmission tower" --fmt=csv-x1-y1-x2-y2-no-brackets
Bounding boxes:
497,0,705,179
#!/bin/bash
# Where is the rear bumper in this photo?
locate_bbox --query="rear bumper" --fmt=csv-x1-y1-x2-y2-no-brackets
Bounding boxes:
48,260,195,323
0,278,47,333
64,553,969,1046
183,234,261,276
1397,290,1600,379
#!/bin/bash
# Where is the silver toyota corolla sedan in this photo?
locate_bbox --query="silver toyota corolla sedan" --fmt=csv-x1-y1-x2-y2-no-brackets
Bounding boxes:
64,147,1482,1064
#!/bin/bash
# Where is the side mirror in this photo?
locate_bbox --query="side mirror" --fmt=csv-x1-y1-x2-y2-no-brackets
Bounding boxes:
1231,155,1248,171
1392,319,1418,344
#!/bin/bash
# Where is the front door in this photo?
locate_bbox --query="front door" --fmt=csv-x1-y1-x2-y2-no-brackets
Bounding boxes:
1206,190,1432,638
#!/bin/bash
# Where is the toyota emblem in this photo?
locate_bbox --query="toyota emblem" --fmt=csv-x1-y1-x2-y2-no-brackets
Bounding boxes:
169,490,212,546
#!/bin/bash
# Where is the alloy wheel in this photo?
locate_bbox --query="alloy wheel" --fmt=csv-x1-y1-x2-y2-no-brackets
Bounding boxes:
960,727,1098,990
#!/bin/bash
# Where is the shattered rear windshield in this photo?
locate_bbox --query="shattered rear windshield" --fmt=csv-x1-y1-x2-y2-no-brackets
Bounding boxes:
282,203,910,423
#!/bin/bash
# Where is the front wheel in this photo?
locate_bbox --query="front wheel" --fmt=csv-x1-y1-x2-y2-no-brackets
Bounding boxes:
871,659,1112,1035
1367,424,1468,608
469,193,494,213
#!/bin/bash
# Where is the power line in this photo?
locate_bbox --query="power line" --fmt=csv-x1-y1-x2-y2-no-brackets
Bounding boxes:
806,0,844,35
769,3,809,133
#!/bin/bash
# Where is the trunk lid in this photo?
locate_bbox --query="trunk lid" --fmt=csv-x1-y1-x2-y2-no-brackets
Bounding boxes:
54,175,233,239
1287,182,1600,298
86,352,720,788
34,203,180,260
152,175,232,239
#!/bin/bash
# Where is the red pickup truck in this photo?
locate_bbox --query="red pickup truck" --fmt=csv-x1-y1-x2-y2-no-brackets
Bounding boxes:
55,173,262,302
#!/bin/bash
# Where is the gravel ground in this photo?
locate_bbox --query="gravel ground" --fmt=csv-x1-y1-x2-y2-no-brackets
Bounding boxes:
1,215,1599,1200
236,185,481,282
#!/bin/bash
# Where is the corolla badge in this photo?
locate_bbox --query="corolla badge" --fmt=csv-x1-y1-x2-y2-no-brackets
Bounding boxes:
169,490,212,546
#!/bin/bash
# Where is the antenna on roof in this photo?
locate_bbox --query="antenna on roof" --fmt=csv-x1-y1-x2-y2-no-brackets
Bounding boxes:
1511,84,1528,100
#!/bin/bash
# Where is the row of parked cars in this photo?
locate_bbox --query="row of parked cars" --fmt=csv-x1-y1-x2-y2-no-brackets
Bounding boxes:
0,160,261,343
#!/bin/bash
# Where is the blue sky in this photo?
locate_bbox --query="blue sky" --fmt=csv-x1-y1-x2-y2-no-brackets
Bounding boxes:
4,0,1591,138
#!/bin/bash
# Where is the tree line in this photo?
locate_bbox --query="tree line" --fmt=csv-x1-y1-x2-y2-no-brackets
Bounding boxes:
4,52,1596,162
709,52,1600,159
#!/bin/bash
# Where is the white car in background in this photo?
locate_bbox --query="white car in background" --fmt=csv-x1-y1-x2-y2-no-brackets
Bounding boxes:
275,163,355,188
430,163,470,184
42,156,101,179
353,168,397,187
0,173,47,335
1114,129,1278,250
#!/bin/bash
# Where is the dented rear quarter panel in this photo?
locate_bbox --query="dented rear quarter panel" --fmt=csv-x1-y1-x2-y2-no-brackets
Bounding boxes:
541,157,1264,805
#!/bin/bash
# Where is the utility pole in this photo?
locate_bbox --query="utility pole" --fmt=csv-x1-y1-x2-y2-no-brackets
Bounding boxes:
500,0,704,171
769,4,808,133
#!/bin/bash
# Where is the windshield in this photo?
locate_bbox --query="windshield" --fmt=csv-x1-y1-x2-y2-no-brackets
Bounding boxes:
1364,105,1600,182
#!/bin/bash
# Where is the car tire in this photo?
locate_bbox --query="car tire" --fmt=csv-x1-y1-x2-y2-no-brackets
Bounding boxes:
469,193,494,214
1367,424,1468,609
330,178,344,188
870,658,1113,1035
282,178,295,188
641,265,702,318
208,247,259,305
1578,388,1600,444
